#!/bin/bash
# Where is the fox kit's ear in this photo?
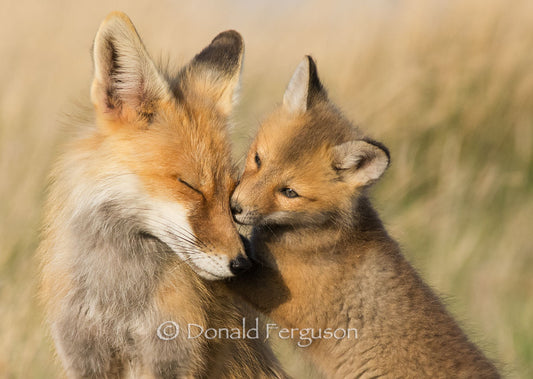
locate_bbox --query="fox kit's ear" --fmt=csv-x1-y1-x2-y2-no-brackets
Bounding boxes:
91,11,170,121
333,139,390,187
283,55,326,114
184,30,244,116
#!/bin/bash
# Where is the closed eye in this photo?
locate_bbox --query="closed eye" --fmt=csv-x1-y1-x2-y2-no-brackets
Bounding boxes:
178,178,204,197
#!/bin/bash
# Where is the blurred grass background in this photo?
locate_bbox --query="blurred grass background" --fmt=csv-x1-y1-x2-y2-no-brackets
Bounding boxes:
0,0,531,377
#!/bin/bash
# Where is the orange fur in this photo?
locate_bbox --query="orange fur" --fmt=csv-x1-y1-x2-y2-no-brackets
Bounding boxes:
38,12,285,378
229,56,499,378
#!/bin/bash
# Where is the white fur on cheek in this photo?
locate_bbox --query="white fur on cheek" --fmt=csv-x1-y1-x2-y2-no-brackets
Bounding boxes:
144,200,192,262
187,253,231,280
145,200,233,280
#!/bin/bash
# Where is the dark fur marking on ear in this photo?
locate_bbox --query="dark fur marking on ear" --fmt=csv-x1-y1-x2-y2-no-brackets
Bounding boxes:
361,137,391,166
105,37,121,110
107,37,120,75
105,88,116,110
194,30,243,76
305,55,327,108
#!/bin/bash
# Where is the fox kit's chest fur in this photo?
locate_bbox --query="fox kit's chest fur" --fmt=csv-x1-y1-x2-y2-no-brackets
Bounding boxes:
229,56,499,378
39,12,284,378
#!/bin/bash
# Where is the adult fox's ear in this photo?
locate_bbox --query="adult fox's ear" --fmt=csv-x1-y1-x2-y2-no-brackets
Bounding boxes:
182,30,244,117
283,55,327,114
332,139,390,187
90,11,170,121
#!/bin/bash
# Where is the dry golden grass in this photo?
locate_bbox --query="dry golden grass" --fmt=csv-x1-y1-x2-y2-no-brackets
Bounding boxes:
0,0,531,377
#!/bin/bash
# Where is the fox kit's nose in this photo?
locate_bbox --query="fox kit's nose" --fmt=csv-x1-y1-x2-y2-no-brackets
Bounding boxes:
229,254,251,275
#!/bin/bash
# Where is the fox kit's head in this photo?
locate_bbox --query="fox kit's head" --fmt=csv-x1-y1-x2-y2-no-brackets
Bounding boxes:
232,56,390,228
87,12,250,279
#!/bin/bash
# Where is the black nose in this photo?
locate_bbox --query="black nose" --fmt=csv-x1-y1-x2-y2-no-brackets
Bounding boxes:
229,254,252,275
231,201,243,215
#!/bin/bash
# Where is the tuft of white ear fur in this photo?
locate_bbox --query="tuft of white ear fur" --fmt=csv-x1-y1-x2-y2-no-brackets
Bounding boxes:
283,58,310,114
91,11,170,118
333,140,390,187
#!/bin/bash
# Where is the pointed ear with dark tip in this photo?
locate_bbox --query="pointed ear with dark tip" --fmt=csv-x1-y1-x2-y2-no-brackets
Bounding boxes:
184,30,244,116
90,11,170,121
332,139,390,187
283,55,327,114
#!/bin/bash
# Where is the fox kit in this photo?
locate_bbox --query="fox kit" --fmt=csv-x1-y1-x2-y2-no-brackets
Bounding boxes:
38,12,284,378
229,56,500,378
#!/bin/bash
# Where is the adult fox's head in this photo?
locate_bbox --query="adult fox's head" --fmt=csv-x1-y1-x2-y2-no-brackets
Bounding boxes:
231,56,390,228
85,12,249,279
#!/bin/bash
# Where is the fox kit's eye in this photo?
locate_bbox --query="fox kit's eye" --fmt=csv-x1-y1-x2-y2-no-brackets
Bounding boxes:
280,188,299,198
254,152,261,168
178,178,204,197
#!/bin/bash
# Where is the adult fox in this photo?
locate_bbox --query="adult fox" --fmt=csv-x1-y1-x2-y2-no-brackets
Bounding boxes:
38,12,284,378
229,56,500,378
